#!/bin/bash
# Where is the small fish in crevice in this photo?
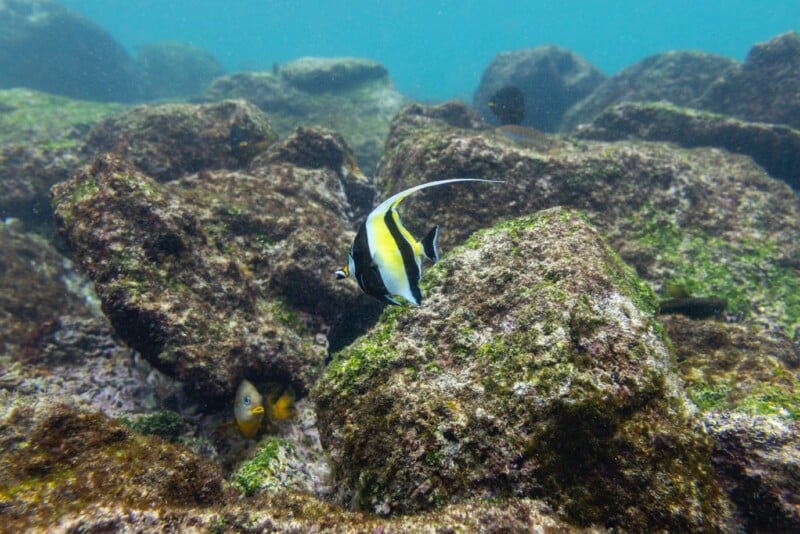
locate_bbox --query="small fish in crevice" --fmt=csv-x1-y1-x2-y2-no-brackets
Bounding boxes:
233,379,296,439
335,178,503,306
658,283,728,319
488,86,525,125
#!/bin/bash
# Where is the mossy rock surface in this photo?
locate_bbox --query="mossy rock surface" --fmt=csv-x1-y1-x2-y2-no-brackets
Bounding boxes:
574,101,800,190
377,102,800,336
0,398,584,531
316,208,733,530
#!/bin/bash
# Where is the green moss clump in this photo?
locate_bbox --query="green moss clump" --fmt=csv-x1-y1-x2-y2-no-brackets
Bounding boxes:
688,381,800,419
0,88,125,147
630,204,800,331
117,410,185,442
231,438,293,496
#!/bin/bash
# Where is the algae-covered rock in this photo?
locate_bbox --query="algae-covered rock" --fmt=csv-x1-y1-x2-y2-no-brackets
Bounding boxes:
0,400,227,530
707,413,800,532
377,102,800,336
0,396,588,531
560,51,738,131
659,314,800,529
0,89,125,231
280,56,389,93
0,0,138,102
473,46,606,131
203,57,404,175
51,154,324,400
574,101,800,190
0,220,93,358
698,32,800,130
0,88,125,148
83,99,277,182
662,315,800,419
316,209,733,530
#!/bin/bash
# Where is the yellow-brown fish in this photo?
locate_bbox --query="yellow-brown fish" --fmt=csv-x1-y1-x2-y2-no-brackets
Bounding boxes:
233,379,297,439
234,379,265,439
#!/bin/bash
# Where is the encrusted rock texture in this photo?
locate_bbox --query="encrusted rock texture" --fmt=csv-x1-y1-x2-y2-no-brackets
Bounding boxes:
51,130,366,400
377,102,800,336
559,50,737,131
573,101,800,190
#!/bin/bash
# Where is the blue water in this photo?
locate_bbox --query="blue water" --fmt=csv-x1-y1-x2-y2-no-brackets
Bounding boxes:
60,0,800,101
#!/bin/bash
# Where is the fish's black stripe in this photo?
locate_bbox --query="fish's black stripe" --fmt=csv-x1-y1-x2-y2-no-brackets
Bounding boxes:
351,223,389,298
384,208,421,303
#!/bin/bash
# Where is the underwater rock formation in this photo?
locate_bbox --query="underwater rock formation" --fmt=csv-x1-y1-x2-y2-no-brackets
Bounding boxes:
707,413,800,532
0,396,582,532
0,401,228,529
51,154,322,400
560,51,737,132
51,122,377,400
0,89,124,232
279,56,390,93
574,101,800,190
203,57,404,175
376,102,800,336
134,41,226,101
316,208,733,530
473,45,606,132
698,32,800,130
0,0,138,102
83,99,276,182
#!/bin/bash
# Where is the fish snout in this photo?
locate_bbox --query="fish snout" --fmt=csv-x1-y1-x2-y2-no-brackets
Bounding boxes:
250,406,265,415
335,265,349,279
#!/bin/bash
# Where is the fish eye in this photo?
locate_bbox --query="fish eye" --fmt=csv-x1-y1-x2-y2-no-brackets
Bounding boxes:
243,395,251,406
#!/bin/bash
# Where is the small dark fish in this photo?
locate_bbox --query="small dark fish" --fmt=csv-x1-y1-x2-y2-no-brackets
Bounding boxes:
488,86,525,125
229,124,271,165
658,297,728,319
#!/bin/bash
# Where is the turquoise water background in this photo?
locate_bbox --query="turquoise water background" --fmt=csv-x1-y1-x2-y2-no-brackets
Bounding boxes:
61,1,799,101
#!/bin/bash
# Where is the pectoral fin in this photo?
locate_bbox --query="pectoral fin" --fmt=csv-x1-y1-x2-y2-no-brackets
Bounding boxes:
420,226,440,263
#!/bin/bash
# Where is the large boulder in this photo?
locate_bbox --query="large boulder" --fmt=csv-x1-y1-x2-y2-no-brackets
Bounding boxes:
51,122,376,401
203,57,404,175
0,0,138,102
82,99,276,182
574,101,800,190
560,51,738,131
316,208,733,529
51,154,320,400
474,45,606,132
698,32,800,129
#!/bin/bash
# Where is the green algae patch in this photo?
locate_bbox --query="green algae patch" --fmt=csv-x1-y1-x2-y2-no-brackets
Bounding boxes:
630,203,800,332
231,438,295,496
0,88,125,148
117,410,186,442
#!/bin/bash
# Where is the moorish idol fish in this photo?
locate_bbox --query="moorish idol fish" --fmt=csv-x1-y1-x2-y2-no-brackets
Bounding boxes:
335,178,502,306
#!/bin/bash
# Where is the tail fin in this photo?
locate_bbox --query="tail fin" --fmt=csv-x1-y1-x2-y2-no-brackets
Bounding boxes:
420,226,440,263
